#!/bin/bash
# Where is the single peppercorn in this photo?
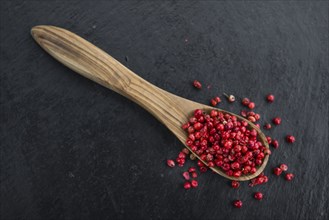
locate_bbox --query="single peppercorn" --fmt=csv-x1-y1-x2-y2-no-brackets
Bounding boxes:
271,140,279,149
191,180,198,188
242,98,250,106
266,94,275,103
167,159,175,168
272,117,281,125
248,102,255,109
184,181,191,189
264,123,272,130
210,99,218,107
193,80,202,89
233,200,243,208
183,171,190,180
214,96,221,103
273,167,282,176
254,192,263,200
286,135,295,143
285,173,294,181
280,164,288,171
231,181,240,189
191,172,198,178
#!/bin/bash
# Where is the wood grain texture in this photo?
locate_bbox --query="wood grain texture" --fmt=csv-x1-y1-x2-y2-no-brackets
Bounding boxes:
31,25,269,181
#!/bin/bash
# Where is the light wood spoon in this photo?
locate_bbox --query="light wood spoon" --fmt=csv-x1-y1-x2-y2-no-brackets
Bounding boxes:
31,25,269,181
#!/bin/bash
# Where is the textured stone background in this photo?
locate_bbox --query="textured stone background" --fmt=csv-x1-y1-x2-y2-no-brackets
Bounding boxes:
1,1,328,220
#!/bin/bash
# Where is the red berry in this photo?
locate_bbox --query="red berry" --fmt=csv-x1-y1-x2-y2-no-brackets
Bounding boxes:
188,167,196,173
182,148,190,155
194,109,203,118
178,152,186,159
214,96,221,103
266,136,272,144
231,181,240,189
183,171,190,180
167,159,175,168
193,80,202,89
273,167,282,176
264,123,271,130
254,192,263,200
286,135,295,143
184,181,191,189
191,180,198,188
191,172,198,178
266,94,275,103
182,122,190,130
242,98,250,106
233,200,243,208
271,140,279,149
248,102,255,109
240,110,247,117
248,116,256,123
272,117,281,125
280,164,288,171
210,99,217,106
231,162,240,170
264,148,272,155
200,166,207,173
285,173,294,181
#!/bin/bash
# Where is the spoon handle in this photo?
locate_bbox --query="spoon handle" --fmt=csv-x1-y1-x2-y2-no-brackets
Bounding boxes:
31,25,195,140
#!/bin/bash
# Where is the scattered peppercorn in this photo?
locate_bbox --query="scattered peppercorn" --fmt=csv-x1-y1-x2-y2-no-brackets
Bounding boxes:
242,98,250,106
266,94,275,103
191,180,198,188
233,200,243,208
272,117,281,125
280,164,288,172
264,123,272,130
167,159,175,168
254,192,263,200
285,173,294,181
286,135,295,143
184,181,191,189
248,102,255,109
273,167,282,176
231,181,240,189
193,80,202,89
271,140,279,149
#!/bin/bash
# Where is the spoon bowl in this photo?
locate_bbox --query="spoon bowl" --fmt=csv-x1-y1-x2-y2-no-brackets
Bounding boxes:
31,25,269,181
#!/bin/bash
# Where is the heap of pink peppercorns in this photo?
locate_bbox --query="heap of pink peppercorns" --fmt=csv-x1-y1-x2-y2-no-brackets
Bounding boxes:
166,80,295,208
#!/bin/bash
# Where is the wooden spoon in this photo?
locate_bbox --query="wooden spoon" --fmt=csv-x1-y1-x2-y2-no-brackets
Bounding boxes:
31,25,269,181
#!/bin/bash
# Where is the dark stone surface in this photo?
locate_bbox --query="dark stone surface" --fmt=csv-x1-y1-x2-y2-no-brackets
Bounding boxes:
1,1,328,220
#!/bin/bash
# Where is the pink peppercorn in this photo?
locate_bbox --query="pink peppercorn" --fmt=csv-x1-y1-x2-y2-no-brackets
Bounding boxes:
280,164,288,171
266,94,275,103
273,167,282,176
167,160,175,168
231,181,240,189
248,102,255,109
191,180,198,188
184,181,191,189
193,80,202,89
285,173,294,181
286,135,295,143
233,200,243,208
272,117,281,125
271,140,279,149
242,98,250,106
254,192,263,200
264,123,271,130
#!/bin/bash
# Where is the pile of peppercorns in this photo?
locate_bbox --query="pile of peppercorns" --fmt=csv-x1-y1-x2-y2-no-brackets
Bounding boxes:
166,80,295,208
